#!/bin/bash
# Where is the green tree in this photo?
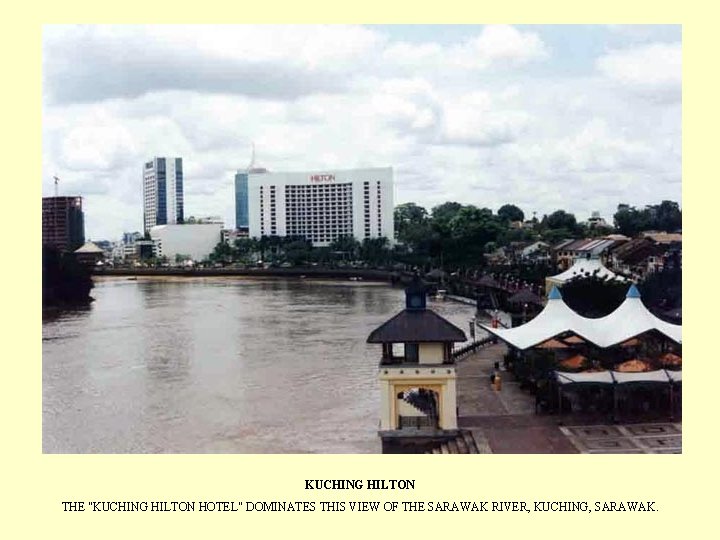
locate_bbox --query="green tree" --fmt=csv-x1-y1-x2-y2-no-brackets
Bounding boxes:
329,235,361,260
394,203,429,244
613,205,649,236
447,206,503,266
653,200,682,232
359,237,391,265
234,238,259,261
497,204,525,223
283,237,313,265
210,241,234,264
42,246,94,306
545,210,578,231
560,274,628,318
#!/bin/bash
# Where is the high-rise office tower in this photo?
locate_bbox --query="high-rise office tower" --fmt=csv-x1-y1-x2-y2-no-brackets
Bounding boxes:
234,170,249,231
42,196,85,252
143,157,184,233
235,147,267,231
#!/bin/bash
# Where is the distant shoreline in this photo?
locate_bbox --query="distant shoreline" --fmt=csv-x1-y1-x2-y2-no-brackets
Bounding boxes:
92,267,400,283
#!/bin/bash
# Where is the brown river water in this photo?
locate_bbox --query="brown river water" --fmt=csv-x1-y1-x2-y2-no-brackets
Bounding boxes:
43,276,480,453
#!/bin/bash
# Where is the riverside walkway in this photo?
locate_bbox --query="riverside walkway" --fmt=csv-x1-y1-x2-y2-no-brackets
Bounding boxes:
455,343,578,454
455,344,682,453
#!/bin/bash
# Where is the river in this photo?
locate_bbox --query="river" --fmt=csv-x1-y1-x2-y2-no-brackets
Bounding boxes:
43,277,481,453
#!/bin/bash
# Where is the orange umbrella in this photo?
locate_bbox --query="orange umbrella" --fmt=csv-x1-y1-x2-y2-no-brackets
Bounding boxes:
619,338,640,347
557,354,589,371
537,338,569,349
615,359,653,372
563,335,585,344
659,352,682,367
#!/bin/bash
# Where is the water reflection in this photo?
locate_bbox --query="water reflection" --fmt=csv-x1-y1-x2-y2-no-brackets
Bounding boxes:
43,277,478,453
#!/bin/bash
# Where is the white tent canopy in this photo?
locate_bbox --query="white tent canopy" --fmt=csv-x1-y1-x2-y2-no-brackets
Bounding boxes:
555,369,680,385
555,371,614,385
546,257,624,294
480,285,682,350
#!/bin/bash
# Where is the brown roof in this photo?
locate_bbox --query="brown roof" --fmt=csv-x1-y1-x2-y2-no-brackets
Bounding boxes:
367,309,467,343
611,238,664,266
642,232,682,244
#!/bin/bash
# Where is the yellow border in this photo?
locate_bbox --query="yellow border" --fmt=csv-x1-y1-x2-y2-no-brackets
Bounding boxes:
2,5,709,539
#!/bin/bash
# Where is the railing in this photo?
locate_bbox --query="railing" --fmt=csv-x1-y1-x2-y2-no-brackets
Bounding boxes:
451,336,496,360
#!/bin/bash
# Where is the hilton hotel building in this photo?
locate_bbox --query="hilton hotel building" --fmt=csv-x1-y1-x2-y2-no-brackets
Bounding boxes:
248,167,394,246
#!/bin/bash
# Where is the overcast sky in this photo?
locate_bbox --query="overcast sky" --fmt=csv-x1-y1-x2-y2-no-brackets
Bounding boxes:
42,25,681,241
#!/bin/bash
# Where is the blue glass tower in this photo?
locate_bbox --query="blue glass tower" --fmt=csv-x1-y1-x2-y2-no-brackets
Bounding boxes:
234,171,249,230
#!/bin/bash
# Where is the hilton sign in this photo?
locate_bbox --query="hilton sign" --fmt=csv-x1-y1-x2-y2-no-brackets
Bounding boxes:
309,174,335,183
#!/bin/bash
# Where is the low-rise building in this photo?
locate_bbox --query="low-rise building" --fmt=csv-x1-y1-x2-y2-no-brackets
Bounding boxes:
552,237,627,270
74,241,104,266
607,237,679,279
586,211,609,228
222,228,250,245
149,223,223,261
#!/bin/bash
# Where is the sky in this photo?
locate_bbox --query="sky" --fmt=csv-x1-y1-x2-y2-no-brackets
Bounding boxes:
42,25,681,241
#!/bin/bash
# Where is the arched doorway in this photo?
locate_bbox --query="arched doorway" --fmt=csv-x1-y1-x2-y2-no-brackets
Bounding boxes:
396,387,440,429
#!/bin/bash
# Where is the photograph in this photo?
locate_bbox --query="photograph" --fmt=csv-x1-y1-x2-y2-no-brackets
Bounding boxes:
41,24,682,454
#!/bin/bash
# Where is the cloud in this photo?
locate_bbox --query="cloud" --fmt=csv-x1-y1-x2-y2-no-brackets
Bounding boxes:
42,25,681,239
43,25,383,104
440,91,531,146
453,25,549,68
596,42,682,102
383,25,549,73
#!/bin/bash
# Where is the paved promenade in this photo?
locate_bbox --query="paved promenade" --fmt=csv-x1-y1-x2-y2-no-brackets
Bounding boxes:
456,343,577,454
455,343,682,453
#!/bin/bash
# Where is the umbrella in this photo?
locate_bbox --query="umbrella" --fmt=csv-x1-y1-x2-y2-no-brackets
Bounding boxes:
659,352,682,368
619,338,640,347
615,359,653,372
563,335,585,344
557,354,589,371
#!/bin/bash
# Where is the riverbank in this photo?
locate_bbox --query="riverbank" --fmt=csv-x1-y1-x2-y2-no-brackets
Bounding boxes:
93,266,399,282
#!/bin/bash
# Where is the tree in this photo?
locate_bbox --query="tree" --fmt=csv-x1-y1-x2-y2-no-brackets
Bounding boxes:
639,266,682,313
283,237,313,266
329,235,360,260
497,204,525,223
394,203,429,244
654,200,682,232
545,210,578,231
359,237,391,265
234,238,259,261
613,205,649,237
209,241,233,263
42,246,94,306
559,274,628,318
447,206,503,266
431,202,463,231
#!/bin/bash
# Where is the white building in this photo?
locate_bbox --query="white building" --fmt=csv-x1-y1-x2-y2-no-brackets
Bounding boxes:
149,224,223,261
248,167,394,246
143,157,184,233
